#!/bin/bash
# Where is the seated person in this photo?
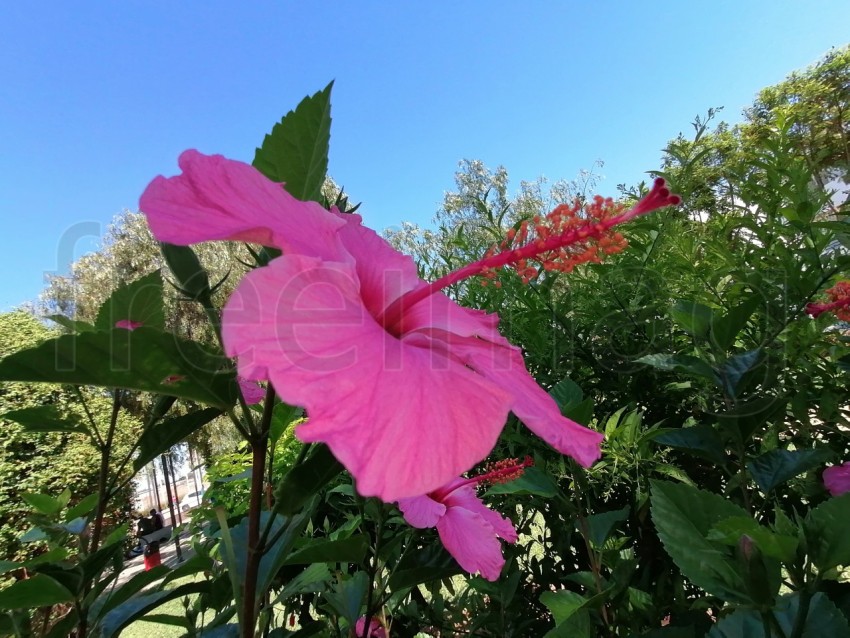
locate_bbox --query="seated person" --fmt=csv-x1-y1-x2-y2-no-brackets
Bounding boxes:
150,509,164,530
136,514,155,538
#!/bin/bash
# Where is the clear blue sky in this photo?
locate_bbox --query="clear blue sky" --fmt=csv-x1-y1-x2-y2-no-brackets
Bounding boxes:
1,2,848,311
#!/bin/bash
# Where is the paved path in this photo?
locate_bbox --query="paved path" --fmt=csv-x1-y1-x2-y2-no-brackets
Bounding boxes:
114,528,197,588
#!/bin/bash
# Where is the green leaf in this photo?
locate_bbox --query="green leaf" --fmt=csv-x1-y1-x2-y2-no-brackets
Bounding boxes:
253,82,333,203
134,408,223,473
773,592,850,637
47,315,95,333
0,328,237,409
387,542,461,590
282,535,368,565
99,582,210,638
717,349,763,398
274,444,343,515
270,402,301,447
95,271,164,331
710,295,761,352
747,448,832,493
712,396,786,442
706,516,798,562
650,480,751,602
805,493,850,571
223,511,309,611
21,492,64,516
671,300,714,338
637,353,716,380
2,405,88,435
549,377,583,410
0,574,74,609
654,424,727,465
486,465,557,497
583,506,630,548
323,571,368,626
272,563,331,605
539,590,591,638
159,243,212,301
88,566,170,621
66,493,100,521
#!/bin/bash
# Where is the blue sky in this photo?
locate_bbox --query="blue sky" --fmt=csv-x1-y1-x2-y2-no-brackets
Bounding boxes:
1,1,848,311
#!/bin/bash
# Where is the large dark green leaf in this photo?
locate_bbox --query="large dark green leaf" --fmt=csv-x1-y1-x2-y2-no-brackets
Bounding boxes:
717,349,763,398
222,511,309,611
2,405,88,435
583,506,630,548
747,448,832,493
539,590,591,638
0,574,74,609
323,571,368,626
650,481,751,603
387,542,461,590
711,396,786,442
654,424,727,465
275,445,343,515
710,295,761,352
805,493,850,571
637,354,715,380
671,300,714,338
0,328,237,409
282,535,368,565
253,82,333,203
95,270,164,331
98,581,210,638
134,408,223,473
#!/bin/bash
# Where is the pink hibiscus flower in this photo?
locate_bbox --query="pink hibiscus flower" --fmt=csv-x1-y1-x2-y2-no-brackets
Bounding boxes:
115,319,144,331
397,458,531,581
237,376,266,405
824,462,850,496
354,617,386,638
139,151,678,501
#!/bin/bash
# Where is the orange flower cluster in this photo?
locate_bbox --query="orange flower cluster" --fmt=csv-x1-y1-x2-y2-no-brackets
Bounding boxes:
482,196,629,285
806,280,850,321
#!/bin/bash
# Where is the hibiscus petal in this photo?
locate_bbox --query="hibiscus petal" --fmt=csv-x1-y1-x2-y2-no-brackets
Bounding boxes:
406,330,603,468
824,463,850,497
437,505,506,581
222,254,514,501
334,213,423,318
140,150,346,260
442,484,518,543
397,494,446,528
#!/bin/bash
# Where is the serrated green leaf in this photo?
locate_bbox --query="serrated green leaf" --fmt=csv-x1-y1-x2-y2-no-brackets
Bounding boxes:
47,315,95,333
323,571,368,626
706,516,798,562
0,328,237,409
747,447,832,493
637,353,716,380
650,480,751,602
253,82,333,203
805,493,850,571
95,271,164,331
66,493,100,521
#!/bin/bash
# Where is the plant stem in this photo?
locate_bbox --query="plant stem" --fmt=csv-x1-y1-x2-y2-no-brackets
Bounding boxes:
241,386,275,638
88,390,121,554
